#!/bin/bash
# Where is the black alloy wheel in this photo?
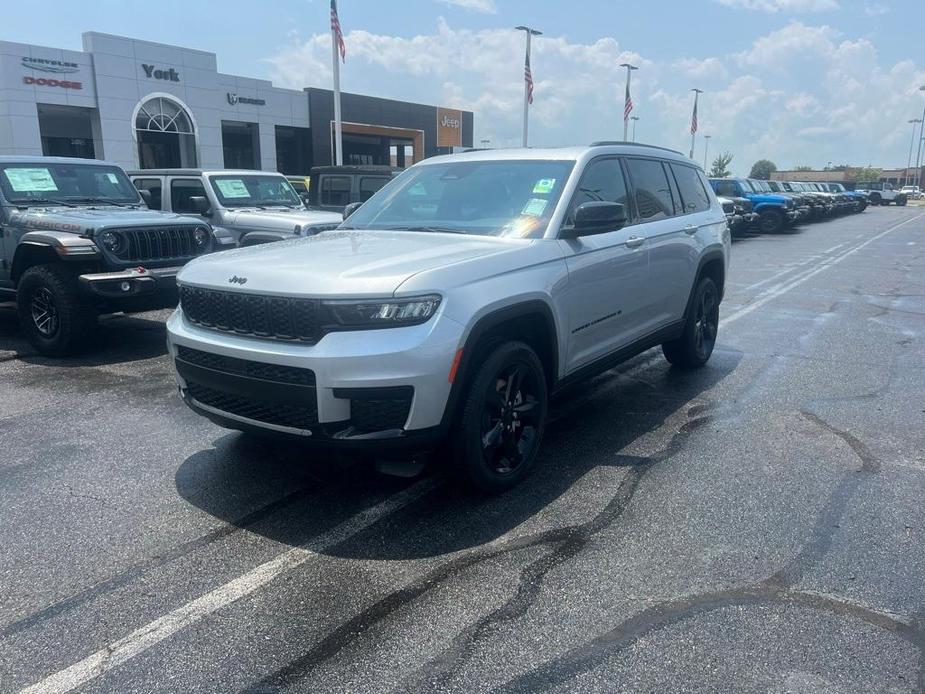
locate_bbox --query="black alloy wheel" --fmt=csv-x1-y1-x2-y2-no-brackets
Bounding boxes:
454,341,548,493
758,209,784,233
662,276,720,369
30,286,59,337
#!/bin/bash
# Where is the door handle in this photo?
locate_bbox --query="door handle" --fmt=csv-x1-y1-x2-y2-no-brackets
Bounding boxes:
684,224,699,235
624,236,645,248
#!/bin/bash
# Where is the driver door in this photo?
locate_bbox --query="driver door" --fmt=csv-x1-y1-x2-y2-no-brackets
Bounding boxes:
557,157,650,373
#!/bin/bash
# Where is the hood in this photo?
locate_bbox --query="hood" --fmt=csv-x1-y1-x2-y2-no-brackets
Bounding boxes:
745,192,791,205
178,229,525,297
224,208,342,233
9,207,201,234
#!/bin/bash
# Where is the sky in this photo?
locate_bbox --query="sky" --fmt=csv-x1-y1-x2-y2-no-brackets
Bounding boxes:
2,0,924,175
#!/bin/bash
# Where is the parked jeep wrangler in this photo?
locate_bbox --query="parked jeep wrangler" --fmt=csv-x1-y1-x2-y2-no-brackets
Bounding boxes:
306,165,398,213
854,181,907,207
0,156,218,356
129,169,342,246
709,178,799,233
168,143,730,492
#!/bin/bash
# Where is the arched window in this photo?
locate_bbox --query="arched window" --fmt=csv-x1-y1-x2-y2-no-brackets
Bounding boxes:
134,95,198,168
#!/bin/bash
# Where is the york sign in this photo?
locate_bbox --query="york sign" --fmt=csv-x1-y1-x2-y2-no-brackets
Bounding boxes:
142,64,180,82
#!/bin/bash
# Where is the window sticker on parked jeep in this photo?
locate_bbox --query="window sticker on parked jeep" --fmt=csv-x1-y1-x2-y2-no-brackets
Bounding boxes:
106,173,119,184
215,179,251,198
521,198,549,217
532,178,556,194
3,168,58,192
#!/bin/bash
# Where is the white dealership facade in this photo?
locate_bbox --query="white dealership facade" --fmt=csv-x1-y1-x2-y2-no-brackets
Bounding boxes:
0,32,473,174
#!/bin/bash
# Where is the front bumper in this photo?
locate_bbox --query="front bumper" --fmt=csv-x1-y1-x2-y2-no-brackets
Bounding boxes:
166,308,465,444
79,266,181,298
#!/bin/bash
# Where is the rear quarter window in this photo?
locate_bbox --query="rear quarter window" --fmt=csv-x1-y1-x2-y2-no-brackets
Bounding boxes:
670,164,711,214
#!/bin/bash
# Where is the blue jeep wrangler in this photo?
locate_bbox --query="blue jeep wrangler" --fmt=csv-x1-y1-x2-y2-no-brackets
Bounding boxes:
709,178,799,234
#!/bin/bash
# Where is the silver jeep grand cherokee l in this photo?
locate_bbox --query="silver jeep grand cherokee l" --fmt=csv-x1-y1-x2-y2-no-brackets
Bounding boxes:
167,143,730,492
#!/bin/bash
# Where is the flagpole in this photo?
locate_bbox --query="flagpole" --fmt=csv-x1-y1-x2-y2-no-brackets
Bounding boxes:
689,88,703,159
620,63,638,141
516,25,541,148
331,21,343,166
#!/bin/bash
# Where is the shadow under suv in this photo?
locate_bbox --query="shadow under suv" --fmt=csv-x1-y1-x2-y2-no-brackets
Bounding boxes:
167,144,730,492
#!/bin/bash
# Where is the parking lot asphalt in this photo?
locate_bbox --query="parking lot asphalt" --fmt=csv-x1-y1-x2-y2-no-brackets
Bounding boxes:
2,207,925,693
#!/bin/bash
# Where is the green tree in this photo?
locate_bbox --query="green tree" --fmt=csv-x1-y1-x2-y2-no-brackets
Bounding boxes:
794,165,813,172
850,166,882,182
749,159,778,180
709,151,734,178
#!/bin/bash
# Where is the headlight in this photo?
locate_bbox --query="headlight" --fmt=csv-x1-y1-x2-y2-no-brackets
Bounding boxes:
323,295,441,328
99,230,124,254
193,226,210,248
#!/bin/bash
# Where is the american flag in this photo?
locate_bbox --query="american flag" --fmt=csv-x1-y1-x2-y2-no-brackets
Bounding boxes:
524,53,534,105
624,80,633,121
691,96,699,135
331,0,346,63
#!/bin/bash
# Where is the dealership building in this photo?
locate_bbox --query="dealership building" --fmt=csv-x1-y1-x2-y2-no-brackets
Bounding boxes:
0,32,474,173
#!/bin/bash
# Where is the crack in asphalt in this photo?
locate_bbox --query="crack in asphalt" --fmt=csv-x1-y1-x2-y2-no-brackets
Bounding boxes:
238,407,713,694
488,411,925,694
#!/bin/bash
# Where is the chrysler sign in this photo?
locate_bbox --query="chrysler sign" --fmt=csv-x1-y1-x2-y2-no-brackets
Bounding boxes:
21,57,80,74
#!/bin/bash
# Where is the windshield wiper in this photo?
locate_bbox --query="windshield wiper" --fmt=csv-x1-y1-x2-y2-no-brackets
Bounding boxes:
65,197,129,207
384,225,468,234
16,197,78,208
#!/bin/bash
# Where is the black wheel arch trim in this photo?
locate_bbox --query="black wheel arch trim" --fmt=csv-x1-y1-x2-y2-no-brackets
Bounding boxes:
681,250,726,323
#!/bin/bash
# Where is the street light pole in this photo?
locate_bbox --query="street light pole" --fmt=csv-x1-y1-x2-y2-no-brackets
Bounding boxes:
906,118,922,186
620,63,638,141
631,115,640,142
689,89,703,159
703,135,712,170
516,25,542,148
914,86,925,190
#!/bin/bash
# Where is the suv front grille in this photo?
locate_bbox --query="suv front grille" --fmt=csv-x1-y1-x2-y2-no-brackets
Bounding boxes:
187,382,319,430
180,286,322,343
111,226,208,262
176,346,316,386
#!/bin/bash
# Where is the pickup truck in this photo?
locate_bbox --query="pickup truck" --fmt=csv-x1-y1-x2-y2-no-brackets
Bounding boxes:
1,156,218,356
129,169,342,246
709,178,799,233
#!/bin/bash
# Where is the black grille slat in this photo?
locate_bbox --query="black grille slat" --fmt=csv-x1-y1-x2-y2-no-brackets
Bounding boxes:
187,383,318,430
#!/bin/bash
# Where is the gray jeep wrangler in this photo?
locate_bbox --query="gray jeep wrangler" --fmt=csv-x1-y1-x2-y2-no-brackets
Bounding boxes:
128,169,342,246
0,156,218,357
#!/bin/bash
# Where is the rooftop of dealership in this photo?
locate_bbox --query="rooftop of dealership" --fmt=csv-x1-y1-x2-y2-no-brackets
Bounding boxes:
0,32,473,174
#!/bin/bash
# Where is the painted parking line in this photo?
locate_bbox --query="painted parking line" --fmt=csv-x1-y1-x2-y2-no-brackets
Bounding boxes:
19,212,925,694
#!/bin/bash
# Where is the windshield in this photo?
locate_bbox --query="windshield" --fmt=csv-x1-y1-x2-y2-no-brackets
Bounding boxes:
209,175,303,208
341,159,575,238
0,163,140,206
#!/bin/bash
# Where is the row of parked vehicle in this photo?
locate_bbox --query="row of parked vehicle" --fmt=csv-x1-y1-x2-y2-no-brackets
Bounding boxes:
709,177,871,235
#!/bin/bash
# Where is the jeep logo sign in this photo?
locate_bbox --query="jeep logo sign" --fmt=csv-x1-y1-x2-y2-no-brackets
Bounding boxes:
436,107,463,148
142,64,180,82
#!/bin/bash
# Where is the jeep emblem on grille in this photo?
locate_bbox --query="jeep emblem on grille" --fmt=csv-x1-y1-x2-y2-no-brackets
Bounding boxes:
228,276,248,285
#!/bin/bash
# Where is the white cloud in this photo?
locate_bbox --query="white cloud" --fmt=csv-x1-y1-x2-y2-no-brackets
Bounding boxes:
715,0,839,12
265,19,925,172
437,0,497,13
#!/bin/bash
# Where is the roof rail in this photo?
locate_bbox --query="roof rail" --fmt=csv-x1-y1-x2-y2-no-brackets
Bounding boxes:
589,141,685,156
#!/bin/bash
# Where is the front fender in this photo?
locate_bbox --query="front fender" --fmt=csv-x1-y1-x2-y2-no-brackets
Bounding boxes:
19,230,99,254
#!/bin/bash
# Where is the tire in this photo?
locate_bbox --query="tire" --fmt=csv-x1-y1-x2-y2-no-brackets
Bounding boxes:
452,341,548,494
869,194,882,206
16,264,97,357
758,209,784,233
897,196,907,207
662,276,720,370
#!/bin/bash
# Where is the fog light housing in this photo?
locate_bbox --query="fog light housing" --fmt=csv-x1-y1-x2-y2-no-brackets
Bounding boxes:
120,281,132,292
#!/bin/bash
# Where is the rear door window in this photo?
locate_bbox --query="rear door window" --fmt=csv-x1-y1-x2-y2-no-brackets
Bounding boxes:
320,176,351,206
359,176,390,202
670,163,711,213
625,158,675,222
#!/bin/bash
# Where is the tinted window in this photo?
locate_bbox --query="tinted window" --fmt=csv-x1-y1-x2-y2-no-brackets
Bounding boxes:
359,176,390,202
170,179,207,214
712,180,739,198
566,158,630,224
626,159,675,221
671,164,711,213
134,177,162,209
320,176,352,206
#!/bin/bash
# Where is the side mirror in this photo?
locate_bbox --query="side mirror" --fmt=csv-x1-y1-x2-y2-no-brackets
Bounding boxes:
137,189,153,208
189,196,211,216
560,201,627,239
343,201,363,220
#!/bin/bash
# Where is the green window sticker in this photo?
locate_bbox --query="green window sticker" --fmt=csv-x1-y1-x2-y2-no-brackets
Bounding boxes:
4,168,58,192
106,173,119,184
532,178,556,194
521,197,549,217
215,179,251,198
